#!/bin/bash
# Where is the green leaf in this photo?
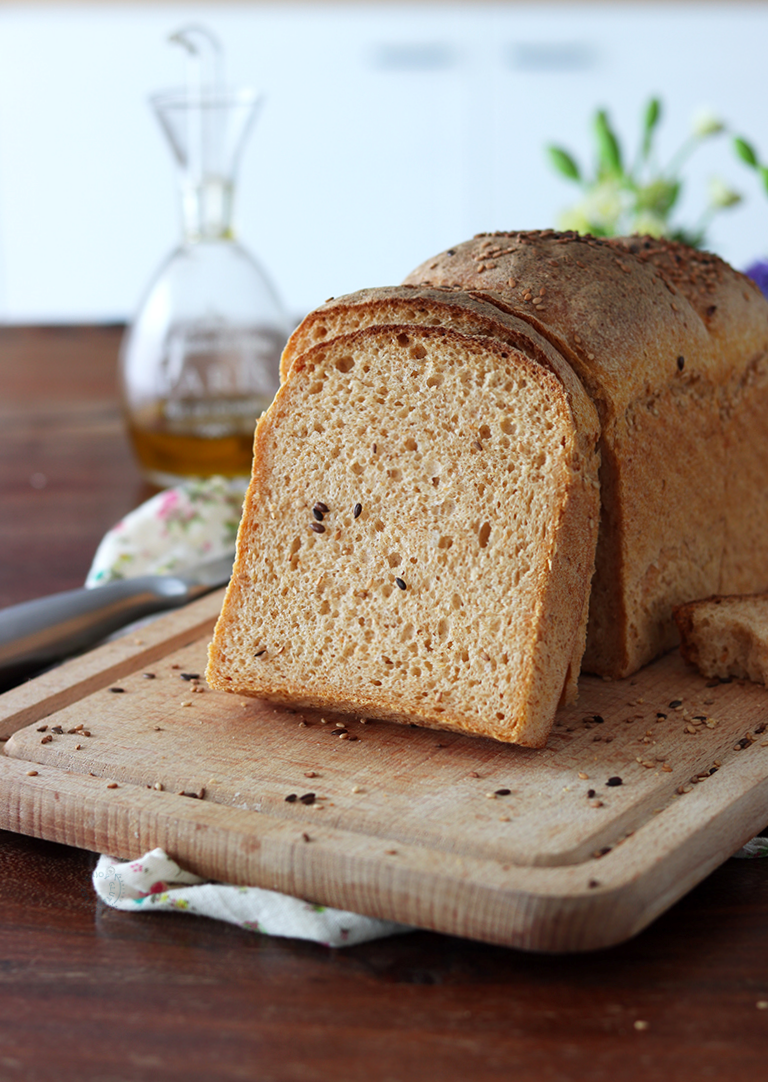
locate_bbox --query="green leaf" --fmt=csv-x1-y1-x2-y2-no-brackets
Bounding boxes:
594,109,623,176
547,145,581,182
642,97,661,158
760,166,768,196
734,136,759,168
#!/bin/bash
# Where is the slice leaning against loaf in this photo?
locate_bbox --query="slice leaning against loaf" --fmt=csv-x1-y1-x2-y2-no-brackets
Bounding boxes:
404,229,768,679
674,594,768,686
207,323,600,747
277,284,601,707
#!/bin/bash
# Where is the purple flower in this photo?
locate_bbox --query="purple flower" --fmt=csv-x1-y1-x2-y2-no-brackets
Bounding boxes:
745,259,768,299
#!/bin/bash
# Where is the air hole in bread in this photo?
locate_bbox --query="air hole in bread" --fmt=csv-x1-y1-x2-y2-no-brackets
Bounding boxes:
387,553,402,568
397,333,410,347
336,355,355,373
478,522,491,548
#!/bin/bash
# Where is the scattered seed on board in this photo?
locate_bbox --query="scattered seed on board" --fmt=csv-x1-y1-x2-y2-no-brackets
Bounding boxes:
26,770,38,777
180,673,199,682
106,783,118,789
606,776,623,787
109,687,125,694
40,735,52,745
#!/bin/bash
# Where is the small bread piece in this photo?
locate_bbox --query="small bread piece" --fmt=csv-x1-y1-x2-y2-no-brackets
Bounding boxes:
207,323,600,747
674,595,768,686
404,229,768,678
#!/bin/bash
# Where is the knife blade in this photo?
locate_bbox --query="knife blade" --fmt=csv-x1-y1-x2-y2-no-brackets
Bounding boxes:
0,551,234,685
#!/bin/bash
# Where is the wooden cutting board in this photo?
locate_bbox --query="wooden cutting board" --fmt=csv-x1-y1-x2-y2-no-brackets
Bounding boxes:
1,588,767,953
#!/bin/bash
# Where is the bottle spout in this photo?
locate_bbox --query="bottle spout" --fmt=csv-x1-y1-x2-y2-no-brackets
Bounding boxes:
168,24,225,101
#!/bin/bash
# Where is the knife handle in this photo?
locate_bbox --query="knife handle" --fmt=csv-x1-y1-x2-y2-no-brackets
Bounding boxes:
0,575,205,684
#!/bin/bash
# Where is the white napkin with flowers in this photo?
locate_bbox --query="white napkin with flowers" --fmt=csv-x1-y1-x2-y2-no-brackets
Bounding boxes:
87,476,410,947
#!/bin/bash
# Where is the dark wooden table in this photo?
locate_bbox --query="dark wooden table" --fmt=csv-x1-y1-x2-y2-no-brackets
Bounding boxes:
1,326,768,1082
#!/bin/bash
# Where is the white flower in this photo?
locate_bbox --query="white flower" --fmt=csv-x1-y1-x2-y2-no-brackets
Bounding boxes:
692,109,725,138
708,176,742,208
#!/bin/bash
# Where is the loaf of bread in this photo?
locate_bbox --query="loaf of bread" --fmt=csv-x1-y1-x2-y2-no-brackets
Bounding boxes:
207,229,768,747
404,230,768,678
207,312,601,747
674,595,768,686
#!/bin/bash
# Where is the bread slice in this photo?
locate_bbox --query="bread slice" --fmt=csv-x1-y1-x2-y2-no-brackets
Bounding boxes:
207,323,600,747
404,230,768,678
280,284,603,709
674,594,768,686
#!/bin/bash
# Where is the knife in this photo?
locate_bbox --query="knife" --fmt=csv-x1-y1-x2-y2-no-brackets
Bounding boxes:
0,551,234,685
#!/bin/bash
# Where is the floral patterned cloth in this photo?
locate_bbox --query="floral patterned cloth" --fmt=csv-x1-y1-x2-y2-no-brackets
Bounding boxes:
87,478,412,946
86,476,247,586
93,850,408,947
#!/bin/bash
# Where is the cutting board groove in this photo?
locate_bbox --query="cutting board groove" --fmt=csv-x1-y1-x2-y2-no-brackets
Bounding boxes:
1,589,767,952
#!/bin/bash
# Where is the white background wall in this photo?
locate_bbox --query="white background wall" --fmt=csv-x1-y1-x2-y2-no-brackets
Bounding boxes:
0,2,766,324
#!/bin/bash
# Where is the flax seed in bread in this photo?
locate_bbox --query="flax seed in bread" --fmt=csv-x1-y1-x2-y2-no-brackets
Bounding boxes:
207,323,600,747
404,230,768,679
674,594,768,686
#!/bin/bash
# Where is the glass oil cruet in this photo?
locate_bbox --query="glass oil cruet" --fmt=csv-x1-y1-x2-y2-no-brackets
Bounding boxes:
119,25,291,486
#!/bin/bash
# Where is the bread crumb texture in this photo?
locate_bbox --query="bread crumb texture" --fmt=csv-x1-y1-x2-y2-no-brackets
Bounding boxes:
207,324,598,747
674,594,768,686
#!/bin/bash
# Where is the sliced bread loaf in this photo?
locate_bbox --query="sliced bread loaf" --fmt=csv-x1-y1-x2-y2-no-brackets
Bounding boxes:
207,323,600,747
404,230,768,678
674,594,768,686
